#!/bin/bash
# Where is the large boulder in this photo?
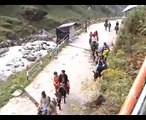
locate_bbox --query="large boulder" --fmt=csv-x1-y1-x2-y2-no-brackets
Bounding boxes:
26,55,37,62
0,41,9,48
13,61,24,68
6,40,17,46
21,6,47,21
6,31,18,40
6,61,14,66
0,48,9,55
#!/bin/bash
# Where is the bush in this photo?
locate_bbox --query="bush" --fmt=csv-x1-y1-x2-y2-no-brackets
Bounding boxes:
0,22,13,29
0,16,22,25
99,68,133,114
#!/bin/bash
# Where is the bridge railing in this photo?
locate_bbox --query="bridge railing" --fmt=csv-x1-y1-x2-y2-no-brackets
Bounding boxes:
132,83,146,115
118,57,146,115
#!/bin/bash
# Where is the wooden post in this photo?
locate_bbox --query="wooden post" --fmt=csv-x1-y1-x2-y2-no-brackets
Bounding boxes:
50,52,52,60
26,65,29,80
40,59,43,68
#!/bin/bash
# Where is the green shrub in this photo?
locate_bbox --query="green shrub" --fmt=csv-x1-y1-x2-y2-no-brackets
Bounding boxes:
0,22,13,29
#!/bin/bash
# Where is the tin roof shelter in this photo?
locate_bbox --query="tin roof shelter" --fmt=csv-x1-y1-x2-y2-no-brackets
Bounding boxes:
56,22,77,43
122,5,138,13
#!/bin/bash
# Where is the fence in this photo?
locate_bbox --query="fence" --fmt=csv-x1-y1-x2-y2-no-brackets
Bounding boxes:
26,36,68,80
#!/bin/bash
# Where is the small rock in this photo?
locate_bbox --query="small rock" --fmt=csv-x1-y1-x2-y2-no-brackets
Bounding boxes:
0,48,9,55
12,89,23,97
26,55,37,62
81,106,87,111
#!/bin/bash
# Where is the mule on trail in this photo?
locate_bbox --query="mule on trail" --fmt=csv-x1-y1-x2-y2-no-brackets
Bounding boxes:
90,41,99,61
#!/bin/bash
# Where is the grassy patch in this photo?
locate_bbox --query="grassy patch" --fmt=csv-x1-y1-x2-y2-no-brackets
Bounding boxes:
98,52,133,114
81,51,133,114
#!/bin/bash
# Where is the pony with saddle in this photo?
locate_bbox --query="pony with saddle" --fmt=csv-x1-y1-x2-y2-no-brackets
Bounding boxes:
90,40,99,61
54,82,68,110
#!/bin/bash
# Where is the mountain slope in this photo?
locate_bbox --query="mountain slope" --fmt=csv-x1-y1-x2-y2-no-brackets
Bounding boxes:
0,5,125,45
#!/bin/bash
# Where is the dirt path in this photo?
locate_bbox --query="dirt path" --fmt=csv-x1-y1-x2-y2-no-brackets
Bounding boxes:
0,19,121,115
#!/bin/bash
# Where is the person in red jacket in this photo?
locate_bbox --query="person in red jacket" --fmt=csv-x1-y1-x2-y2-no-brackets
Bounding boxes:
59,70,70,94
53,72,60,93
94,30,99,41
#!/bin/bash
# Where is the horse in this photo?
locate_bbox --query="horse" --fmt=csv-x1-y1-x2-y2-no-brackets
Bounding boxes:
48,98,58,115
115,25,119,34
56,84,67,104
90,41,99,61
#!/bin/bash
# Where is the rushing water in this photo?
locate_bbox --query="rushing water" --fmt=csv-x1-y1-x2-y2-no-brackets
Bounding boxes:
0,41,56,81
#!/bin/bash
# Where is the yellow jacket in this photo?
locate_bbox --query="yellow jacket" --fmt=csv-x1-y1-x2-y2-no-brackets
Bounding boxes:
102,49,109,58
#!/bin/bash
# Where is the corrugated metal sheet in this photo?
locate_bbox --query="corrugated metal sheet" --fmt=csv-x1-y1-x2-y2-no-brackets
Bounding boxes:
122,5,137,13
58,22,76,28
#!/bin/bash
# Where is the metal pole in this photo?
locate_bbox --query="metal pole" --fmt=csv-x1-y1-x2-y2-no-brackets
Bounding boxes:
40,59,43,68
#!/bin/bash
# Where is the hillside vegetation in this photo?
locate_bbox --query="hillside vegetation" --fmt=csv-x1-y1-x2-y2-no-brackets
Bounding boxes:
81,6,146,115
0,5,125,44
98,6,146,114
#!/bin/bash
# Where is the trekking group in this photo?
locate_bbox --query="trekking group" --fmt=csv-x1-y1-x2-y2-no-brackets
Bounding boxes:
38,70,70,115
104,19,119,34
90,19,119,80
37,19,120,115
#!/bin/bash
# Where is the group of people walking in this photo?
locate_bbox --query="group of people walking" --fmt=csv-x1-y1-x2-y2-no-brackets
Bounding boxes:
89,28,110,80
38,70,70,115
93,42,110,79
37,19,120,115
104,19,119,33
104,19,112,32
